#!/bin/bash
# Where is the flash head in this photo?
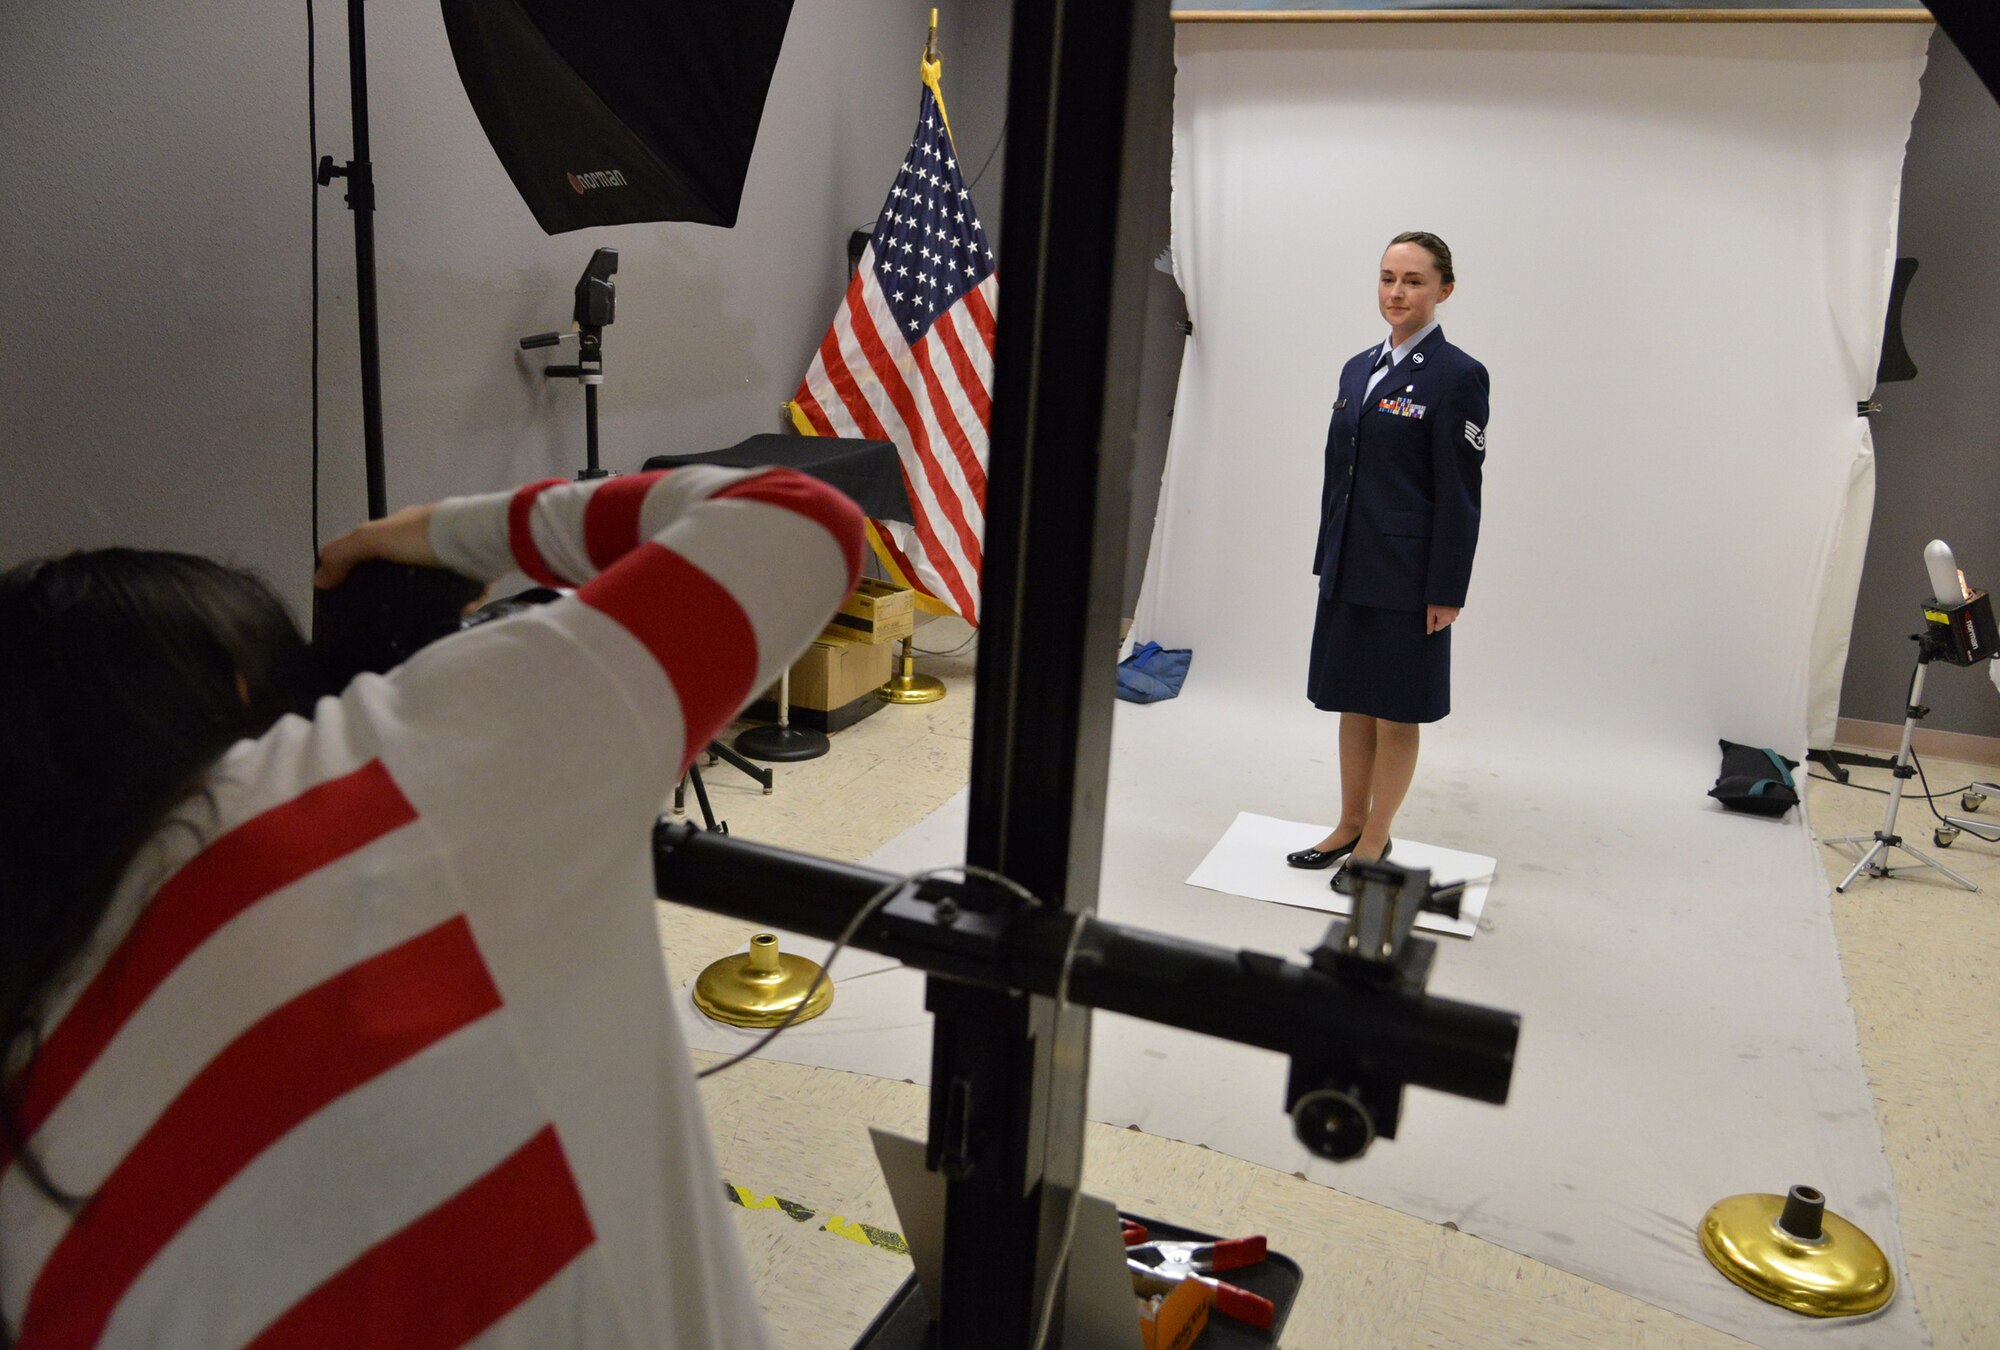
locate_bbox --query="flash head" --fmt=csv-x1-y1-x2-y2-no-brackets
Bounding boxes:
573,247,619,330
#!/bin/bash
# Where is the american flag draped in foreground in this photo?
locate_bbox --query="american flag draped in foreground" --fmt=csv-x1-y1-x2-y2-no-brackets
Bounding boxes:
789,72,997,624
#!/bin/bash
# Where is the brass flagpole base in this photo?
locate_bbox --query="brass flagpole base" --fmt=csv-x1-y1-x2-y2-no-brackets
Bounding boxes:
1699,1185,1894,1318
692,933,834,1028
880,635,946,705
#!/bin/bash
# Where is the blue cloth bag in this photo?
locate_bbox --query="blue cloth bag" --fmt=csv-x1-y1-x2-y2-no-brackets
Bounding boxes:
1116,641,1192,703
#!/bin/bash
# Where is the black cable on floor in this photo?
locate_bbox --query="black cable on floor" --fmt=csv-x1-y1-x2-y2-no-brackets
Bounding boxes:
913,630,977,658
1807,771,1979,803
1910,750,1961,826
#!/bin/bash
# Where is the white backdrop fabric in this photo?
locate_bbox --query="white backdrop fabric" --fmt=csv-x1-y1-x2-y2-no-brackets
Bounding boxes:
678,23,1937,1350
1138,23,1924,760
1127,19,1930,1346
1809,445,1879,750
684,697,1929,1349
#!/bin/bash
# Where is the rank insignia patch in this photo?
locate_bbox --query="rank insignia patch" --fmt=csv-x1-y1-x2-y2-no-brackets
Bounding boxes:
1464,421,1486,452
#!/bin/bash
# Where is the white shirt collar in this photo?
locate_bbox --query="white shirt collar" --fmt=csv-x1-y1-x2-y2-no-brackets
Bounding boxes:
1380,320,1440,367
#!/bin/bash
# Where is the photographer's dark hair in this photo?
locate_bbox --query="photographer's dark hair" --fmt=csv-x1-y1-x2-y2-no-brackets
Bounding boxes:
1389,230,1455,285
0,548,310,1334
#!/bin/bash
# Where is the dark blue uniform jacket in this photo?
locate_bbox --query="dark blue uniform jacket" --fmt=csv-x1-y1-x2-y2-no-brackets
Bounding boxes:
1313,326,1488,611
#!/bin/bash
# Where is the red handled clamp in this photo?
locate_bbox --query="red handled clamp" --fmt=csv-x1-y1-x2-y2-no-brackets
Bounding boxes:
1128,1234,1267,1272
1126,1234,1273,1329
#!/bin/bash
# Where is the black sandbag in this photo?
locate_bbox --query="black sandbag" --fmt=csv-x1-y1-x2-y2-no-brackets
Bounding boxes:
1709,739,1801,818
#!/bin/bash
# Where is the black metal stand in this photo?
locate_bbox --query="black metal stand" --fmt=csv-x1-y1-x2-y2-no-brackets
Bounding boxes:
654,833,1517,1349
314,0,389,519
733,724,828,762
521,248,620,482
735,671,830,762
533,330,609,481
654,828,1517,1120
673,763,726,834
672,744,775,835
709,741,774,795
1808,748,1897,785
890,4,1181,1336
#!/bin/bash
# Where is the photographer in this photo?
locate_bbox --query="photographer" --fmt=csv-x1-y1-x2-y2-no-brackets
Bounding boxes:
0,465,863,1347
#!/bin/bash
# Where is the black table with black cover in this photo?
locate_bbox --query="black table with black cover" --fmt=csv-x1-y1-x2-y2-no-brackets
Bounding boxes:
642,433,911,524
645,432,911,764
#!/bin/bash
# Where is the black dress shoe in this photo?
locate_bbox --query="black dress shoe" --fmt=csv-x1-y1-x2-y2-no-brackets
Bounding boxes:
1329,841,1392,894
1286,836,1360,870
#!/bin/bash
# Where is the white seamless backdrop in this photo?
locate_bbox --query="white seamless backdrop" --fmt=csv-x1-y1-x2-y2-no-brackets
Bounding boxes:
1139,22,1926,758
1114,20,1934,1347
679,23,1939,1350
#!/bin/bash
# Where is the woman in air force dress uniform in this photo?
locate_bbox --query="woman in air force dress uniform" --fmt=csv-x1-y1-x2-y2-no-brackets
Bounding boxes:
1287,231,1488,893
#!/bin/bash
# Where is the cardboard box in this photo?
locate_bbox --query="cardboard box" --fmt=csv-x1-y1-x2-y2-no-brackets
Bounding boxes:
1138,1278,1211,1350
746,629,894,733
829,577,915,644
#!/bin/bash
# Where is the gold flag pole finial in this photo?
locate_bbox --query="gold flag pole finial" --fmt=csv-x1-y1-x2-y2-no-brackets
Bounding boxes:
922,8,943,90
920,8,952,141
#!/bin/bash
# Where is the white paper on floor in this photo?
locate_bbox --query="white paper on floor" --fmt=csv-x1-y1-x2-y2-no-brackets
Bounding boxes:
1187,811,1492,938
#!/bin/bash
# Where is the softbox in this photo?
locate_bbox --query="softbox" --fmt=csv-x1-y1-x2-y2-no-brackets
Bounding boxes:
441,0,795,234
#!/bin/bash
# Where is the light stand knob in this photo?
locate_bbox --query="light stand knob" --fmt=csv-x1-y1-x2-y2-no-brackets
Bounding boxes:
1291,1087,1375,1162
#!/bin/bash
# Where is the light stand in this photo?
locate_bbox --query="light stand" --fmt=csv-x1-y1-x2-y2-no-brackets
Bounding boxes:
1826,629,1980,894
521,248,784,810
734,668,830,762
314,0,389,519
520,247,620,481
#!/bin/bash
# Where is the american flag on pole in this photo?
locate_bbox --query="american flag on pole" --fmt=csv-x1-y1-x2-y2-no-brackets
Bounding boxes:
788,66,996,624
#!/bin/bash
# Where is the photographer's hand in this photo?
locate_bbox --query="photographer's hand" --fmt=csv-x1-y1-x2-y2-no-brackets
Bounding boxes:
314,504,441,589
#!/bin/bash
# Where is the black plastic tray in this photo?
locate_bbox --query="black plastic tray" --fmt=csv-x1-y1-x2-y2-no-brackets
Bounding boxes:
850,1213,1303,1348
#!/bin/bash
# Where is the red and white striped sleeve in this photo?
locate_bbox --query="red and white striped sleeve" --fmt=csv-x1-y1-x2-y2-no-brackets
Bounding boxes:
0,466,856,1350
425,465,865,775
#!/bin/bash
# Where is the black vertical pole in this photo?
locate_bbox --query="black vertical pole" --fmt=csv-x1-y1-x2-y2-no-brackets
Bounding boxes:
346,0,388,519
926,0,1172,1343
584,382,602,478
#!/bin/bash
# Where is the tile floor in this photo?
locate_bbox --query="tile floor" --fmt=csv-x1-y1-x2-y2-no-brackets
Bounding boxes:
661,619,1998,1348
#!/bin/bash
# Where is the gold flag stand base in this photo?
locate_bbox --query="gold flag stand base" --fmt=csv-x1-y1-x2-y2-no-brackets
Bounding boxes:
1699,1185,1895,1318
880,635,946,705
692,933,834,1028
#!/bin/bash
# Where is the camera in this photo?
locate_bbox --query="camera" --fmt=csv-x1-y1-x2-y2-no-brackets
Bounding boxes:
310,559,559,689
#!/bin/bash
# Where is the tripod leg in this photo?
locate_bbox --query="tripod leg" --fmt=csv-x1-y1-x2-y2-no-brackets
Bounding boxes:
673,773,687,818
687,763,725,834
1836,840,1885,893
709,740,775,795
1886,841,1980,892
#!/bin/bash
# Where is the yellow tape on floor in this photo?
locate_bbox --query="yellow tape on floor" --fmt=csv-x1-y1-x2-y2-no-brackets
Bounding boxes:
722,1180,910,1256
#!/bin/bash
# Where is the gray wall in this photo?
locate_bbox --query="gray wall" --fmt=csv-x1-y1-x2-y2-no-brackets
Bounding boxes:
938,4,1011,253
1839,28,2000,739
0,0,951,619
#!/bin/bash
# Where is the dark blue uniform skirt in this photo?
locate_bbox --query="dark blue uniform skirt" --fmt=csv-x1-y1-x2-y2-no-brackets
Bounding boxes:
1306,595,1450,723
